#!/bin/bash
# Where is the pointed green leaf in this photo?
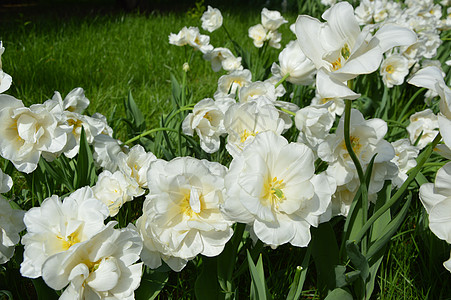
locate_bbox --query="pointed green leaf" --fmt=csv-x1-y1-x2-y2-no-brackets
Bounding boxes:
195,256,220,300
324,288,353,300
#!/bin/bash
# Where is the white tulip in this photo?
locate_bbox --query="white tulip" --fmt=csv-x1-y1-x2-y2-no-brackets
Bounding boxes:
0,196,25,264
201,6,223,32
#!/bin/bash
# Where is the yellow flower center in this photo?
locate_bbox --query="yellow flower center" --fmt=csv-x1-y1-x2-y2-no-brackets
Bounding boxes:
320,97,333,104
341,135,363,158
385,65,395,74
67,118,83,135
180,188,203,218
331,44,351,71
263,176,286,209
240,129,257,143
204,112,213,122
58,230,81,251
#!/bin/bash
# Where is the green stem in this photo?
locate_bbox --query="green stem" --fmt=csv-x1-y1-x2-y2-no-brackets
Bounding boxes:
344,99,369,253
164,105,195,126
124,127,179,145
397,88,425,123
275,73,290,88
353,133,442,244
277,106,296,116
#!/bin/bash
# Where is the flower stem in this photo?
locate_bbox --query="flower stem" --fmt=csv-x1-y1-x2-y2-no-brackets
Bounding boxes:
277,106,296,116
353,133,442,244
124,127,179,145
275,73,290,88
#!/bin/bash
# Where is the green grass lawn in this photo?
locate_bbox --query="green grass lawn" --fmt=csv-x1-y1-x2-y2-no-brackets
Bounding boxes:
1,1,451,299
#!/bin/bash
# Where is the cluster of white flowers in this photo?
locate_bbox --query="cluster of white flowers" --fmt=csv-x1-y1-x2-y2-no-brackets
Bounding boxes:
248,8,288,49
1,2,450,299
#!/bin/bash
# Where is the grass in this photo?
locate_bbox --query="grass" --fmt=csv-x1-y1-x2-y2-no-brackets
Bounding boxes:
1,1,451,299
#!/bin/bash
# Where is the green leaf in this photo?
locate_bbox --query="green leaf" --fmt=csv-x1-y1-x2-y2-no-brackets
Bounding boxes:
346,241,369,282
32,278,59,300
74,127,95,189
135,268,169,300
334,265,347,288
0,290,13,300
195,256,220,300
247,251,270,300
311,223,339,294
366,194,412,264
324,288,353,300
124,91,146,133
170,73,182,108
415,171,429,186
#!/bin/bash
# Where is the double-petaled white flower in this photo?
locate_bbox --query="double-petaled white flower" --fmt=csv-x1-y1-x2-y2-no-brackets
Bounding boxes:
214,69,252,98
20,187,109,278
420,162,451,272
117,144,156,190
224,102,286,158
182,98,228,154
221,131,335,248
295,1,417,99
391,138,419,187
249,8,287,49
42,222,143,299
138,157,233,271
0,95,68,173
406,108,439,149
169,27,213,54
317,109,396,194
93,170,141,216
201,6,223,32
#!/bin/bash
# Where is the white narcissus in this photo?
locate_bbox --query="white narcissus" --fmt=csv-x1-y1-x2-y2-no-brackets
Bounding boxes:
0,95,69,173
201,6,223,32
169,27,213,54
93,134,126,172
0,194,25,264
42,222,143,299
419,162,451,272
391,139,419,187
295,1,417,99
221,131,335,248
138,157,234,271
271,40,316,86
20,187,110,279
248,24,268,48
182,98,227,154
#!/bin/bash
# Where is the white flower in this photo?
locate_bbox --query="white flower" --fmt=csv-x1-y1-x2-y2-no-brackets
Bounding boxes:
42,222,143,299
224,102,286,158
182,98,226,154
295,2,417,99
138,157,233,271
117,144,156,189
295,105,335,151
201,6,223,32
248,24,268,48
407,66,451,149
419,162,451,272
406,109,439,149
93,170,141,216
203,47,242,73
0,95,68,173
215,69,252,98
317,109,396,193
0,42,12,94
20,187,109,278
169,27,213,54
391,139,419,187
61,87,90,114
0,169,12,194
380,53,410,88
271,40,316,86
261,8,288,31
93,134,126,172
0,196,25,264
221,131,335,248
310,93,345,117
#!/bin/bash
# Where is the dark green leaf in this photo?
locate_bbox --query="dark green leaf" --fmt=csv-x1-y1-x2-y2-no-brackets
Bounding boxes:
195,256,220,300
135,268,169,300
32,278,59,300
346,241,369,282
324,288,353,300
